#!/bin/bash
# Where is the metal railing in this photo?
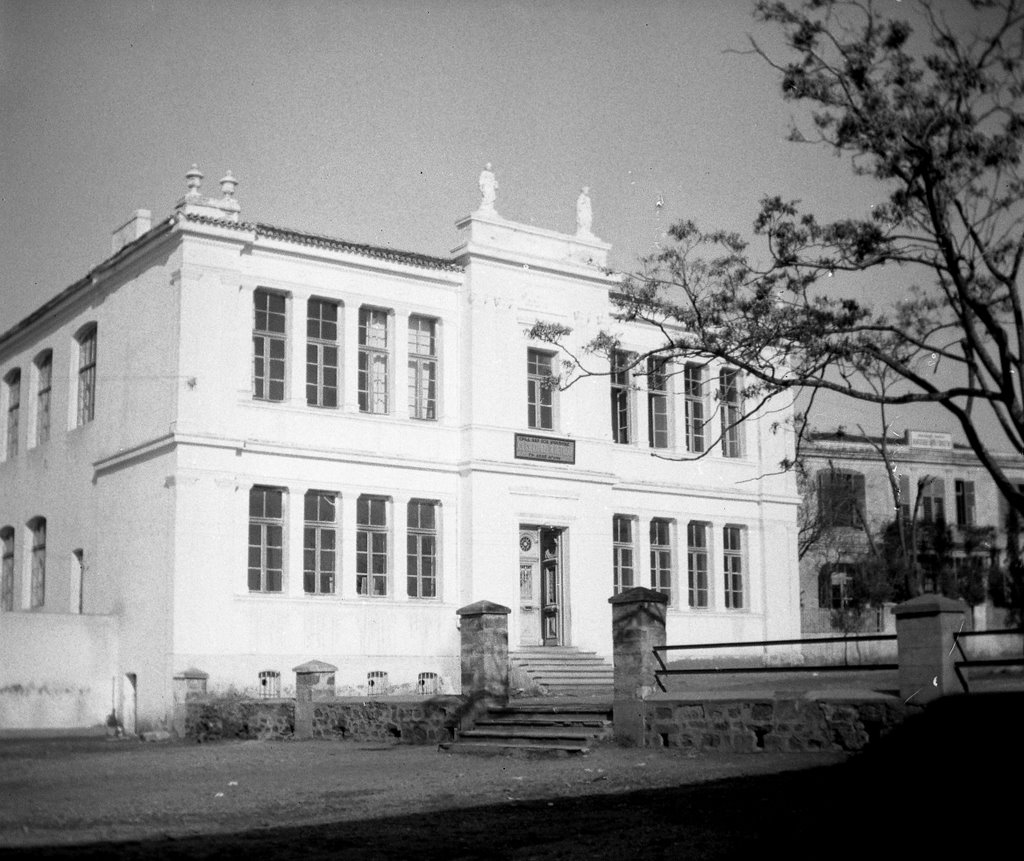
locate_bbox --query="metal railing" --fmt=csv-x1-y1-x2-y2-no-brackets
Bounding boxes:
952,627,1024,693
653,634,898,693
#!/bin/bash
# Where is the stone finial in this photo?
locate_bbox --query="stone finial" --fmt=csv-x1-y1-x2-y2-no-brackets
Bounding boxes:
185,164,203,200
576,186,593,237
219,170,238,200
477,162,498,213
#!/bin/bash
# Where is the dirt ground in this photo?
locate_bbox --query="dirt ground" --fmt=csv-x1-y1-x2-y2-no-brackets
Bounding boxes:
2,693,1023,860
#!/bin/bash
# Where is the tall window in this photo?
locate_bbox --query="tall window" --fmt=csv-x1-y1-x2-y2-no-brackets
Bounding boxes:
650,518,672,598
306,299,339,408
921,478,946,523
408,316,438,420
956,479,976,527
303,491,337,594
723,525,744,609
29,517,46,608
683,363,706,453
898,474,912,521
407,499,438,598
1,527,13,611
719,368,743,457
817,469,866,528
253,291,286,402
358,308,389,414
248,487,284,592
357,495,389,596
527,349,555,430
610,350,634,444
4,370,19,459
76,326,97,426
35,352,51,445
687,521,710,608
612,514,635,594
648,357,670,449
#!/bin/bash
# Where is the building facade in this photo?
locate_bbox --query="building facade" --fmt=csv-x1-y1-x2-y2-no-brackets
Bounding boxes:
0,167,800,730
799,429,1024,633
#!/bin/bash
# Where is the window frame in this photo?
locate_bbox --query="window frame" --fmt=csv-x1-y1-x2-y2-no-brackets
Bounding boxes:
248,486,285,593
35,351,52,446
527,348,556,431
650,517,673,599
719,367,743,458
683,363,706,453
303,490,338,595
407,499,439,598
29,517,46,609
1,527,13,611
358,307,390,415
687,520,710,609
610,349,635,444
723,524,745,610
408,315,438,421
647,357,671,450
921,478,947,524
253,289,287,403
4,369,20,459
612,514,636,594
356,495,390,596
306,298,339,409
955,479,976,527
817,469,866,529
76,325,98,426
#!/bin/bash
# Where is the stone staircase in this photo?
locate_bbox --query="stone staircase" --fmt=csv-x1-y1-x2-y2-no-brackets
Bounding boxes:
440,702,613,756
509,646,615,696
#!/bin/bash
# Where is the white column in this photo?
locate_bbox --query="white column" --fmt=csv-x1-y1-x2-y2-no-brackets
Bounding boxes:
393,310,409,420
287,485,306,597
343,306,360,413
288,293,307,408
637,515,652,591
392,494,409,601
338,492,357,600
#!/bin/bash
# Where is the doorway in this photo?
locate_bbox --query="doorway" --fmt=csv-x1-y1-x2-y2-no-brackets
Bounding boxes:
518,525,564,646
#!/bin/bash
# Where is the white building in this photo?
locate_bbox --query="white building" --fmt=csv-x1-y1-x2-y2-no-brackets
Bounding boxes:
0,166,800,730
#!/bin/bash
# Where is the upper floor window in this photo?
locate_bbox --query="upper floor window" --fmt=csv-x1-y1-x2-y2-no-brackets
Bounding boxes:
687,521,710,608
35,352,52,446
612,514,635,594
817,469,866,528
1,527,13,611
610,350,635,444
76,325,97,426
527,349,556,430
407,499,439,598
920,478,946,523
303,490,337,594
4,370,20,459
650,518,672,599
248,486,284,592
358,308,389,414
647,358,670,449
408,316,438,420
683,363,706,453
253,290,287,402
723,525,744,609
306,299,339,408
955,479,976,527
356,495,389,596
719,368,743,457
29,517,46,609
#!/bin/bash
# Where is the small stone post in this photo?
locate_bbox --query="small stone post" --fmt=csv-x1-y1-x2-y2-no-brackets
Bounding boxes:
171,667,208,739
894,595,969,705
456,601,511,706
292,660,337,740
609,587,668,746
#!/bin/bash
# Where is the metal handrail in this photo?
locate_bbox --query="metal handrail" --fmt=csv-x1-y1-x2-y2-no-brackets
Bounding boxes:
952,627,1024,693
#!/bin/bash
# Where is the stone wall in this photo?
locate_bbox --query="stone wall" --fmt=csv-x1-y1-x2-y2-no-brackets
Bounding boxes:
184,695,464,744
645,695,912,753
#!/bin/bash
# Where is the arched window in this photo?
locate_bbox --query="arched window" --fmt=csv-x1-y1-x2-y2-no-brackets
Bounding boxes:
75,324,98,426
28,517,46,608
4,368,21,459
34,350,53,445
1,527,14,611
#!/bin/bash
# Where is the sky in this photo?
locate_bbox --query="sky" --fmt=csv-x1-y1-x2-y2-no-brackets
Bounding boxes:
0,0,988,441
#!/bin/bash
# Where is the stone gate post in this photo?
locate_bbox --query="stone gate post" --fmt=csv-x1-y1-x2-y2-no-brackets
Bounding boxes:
894,595,969,705
171,667,208,739
609,587,668,746
292,660,337,740
456,600,511,705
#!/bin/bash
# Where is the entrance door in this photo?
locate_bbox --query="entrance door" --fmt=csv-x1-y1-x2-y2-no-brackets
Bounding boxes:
518,525,564,646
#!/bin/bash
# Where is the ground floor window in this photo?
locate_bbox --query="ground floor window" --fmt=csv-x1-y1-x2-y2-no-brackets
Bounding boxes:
248,487,284,592
612,515,635,594
357,495,389,596
303,490,337,594
687,521,710,608
723,525,744,609
650,518,672,599
1,527,13,611
29,517,46,608
407,499,438,598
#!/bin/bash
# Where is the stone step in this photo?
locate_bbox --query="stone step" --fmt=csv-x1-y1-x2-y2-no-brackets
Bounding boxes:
480,716,610,727
439,741,588,757
460,727,596,743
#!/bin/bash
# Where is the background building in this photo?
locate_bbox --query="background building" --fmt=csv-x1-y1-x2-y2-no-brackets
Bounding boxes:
0,167,800,730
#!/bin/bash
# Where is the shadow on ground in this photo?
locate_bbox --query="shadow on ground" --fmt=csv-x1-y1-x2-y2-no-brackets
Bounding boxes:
3,693,1021,860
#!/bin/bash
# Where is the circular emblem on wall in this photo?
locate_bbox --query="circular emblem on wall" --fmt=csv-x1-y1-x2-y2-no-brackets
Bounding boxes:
519,535,533,553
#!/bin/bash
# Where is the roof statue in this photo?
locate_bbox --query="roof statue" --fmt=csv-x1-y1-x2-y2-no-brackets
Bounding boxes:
478,162,498,213
576,186,593,237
